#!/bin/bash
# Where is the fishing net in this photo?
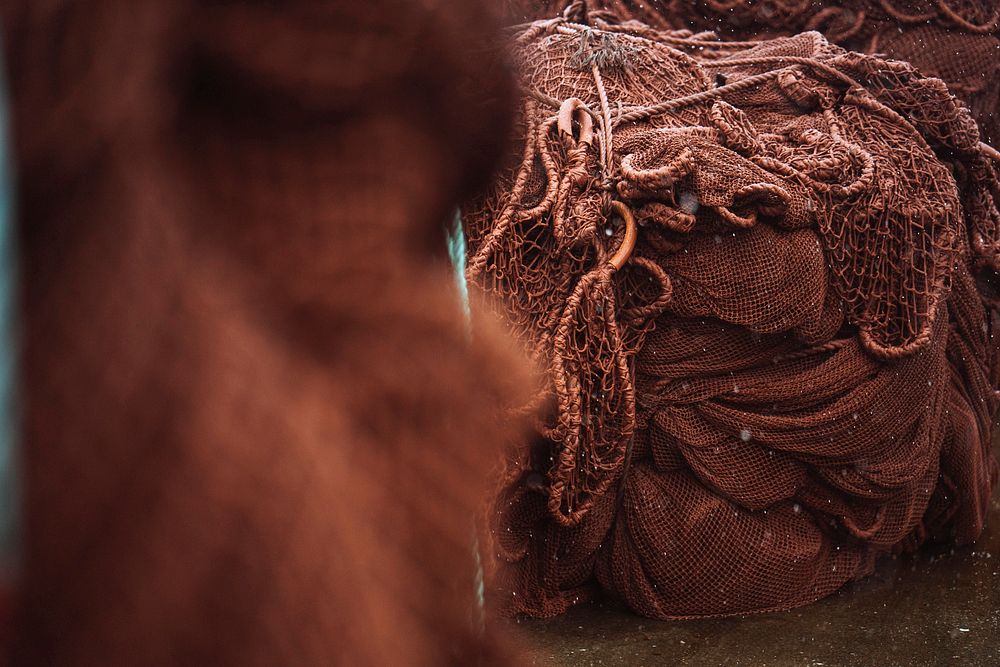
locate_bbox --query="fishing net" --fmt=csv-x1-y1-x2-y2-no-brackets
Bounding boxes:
505,1,1000,146
466,18,1000,619
2,1,523,663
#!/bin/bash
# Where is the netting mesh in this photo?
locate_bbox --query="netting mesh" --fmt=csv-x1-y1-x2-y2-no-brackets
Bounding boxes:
466,18,1000,619
505,1,1000,147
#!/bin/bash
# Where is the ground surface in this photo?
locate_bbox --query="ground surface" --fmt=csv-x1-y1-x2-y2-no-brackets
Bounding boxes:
510,431,1000,666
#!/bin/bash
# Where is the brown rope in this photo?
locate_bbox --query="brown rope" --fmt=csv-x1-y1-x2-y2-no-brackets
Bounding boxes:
935,0,1000,33
614,68,790,125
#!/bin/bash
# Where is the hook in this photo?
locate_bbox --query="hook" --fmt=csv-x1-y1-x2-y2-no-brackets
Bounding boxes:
557,97,595,148
607,200,637,270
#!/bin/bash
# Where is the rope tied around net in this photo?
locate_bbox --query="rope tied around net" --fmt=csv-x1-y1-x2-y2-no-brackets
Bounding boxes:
469,25,683,525
540,49,664,524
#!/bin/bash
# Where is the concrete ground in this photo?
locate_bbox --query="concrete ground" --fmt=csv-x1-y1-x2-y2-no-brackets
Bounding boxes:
510,432,1000,666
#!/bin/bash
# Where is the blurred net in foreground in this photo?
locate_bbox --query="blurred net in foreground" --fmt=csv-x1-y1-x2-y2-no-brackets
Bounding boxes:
1,1,523,663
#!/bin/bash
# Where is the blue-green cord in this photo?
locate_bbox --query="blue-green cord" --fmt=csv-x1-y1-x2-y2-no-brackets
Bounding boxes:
448,211,486,629
447,210,471,322
0,40,18,578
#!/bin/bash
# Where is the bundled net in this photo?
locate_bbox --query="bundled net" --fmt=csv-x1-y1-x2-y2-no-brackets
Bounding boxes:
466,18,1000,619
505,1,1000,146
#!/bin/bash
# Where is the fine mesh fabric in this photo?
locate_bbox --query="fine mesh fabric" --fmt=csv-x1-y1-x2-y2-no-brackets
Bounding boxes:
465,18,1000,620
505,1,1000,146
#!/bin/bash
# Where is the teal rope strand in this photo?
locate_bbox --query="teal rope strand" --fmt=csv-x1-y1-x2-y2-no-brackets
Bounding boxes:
447,209,471,322
447,210,486,629
0,40,19,578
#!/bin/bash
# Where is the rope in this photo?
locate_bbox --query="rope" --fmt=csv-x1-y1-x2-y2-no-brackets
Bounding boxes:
590,60,614,182
980,141,1000,164
615,68,788,125
935,0,1000,33
699,55,863,89
0,46,17,579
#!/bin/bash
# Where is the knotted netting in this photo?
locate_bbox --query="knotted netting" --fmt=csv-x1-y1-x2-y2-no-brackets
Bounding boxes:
465,18,1000,619
506,1,1000,146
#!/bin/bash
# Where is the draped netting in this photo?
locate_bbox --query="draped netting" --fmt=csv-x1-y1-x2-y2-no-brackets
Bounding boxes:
465,19,1000,619
502,1,1000,290
505,1,1000,164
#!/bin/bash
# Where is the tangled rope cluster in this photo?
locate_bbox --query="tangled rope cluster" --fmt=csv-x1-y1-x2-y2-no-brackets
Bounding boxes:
466,18,1000,619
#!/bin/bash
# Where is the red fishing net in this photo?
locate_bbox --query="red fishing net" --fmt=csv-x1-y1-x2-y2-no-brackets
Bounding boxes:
465,18,1000,619
505,1,1000,145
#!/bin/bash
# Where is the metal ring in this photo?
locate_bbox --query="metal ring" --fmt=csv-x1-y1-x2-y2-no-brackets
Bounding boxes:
607,200,637,270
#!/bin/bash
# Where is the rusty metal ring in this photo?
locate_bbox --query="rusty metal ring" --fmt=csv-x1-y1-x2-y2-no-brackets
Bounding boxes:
608,200,637,270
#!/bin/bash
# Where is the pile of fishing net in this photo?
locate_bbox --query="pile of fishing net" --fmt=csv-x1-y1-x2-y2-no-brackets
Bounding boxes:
465,16,1000,619
506,1,1000,145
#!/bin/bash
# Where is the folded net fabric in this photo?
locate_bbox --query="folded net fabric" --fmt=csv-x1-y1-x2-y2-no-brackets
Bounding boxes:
465,19,1000,619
